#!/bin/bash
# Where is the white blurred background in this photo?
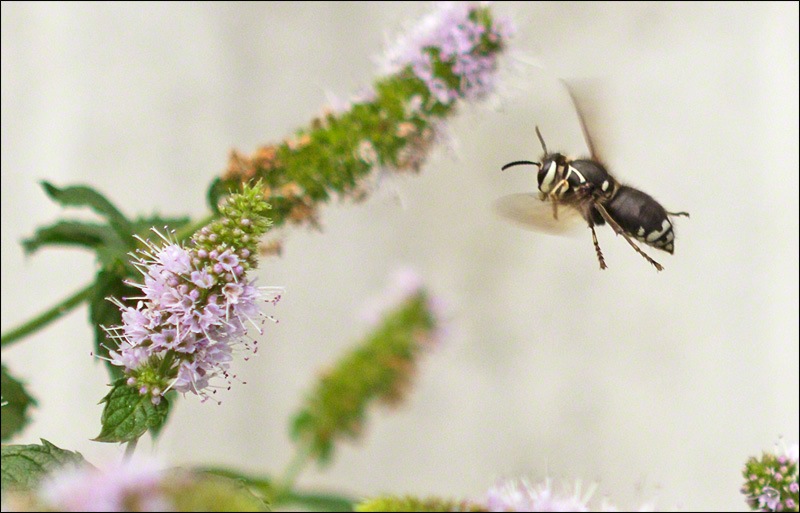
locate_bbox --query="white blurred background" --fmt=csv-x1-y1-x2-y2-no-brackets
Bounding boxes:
2,2,798,511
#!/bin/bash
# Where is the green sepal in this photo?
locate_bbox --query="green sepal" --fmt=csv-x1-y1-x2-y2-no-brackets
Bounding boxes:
0,439,85,492
0,365,38,441
94,378,170,443
40,181,133,241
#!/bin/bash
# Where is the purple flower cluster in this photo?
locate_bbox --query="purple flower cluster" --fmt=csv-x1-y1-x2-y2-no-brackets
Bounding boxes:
483,478,654,512
40,457,168,512
104,228,281,403
743,441,799,512
485,479,591,512
382,2,514,104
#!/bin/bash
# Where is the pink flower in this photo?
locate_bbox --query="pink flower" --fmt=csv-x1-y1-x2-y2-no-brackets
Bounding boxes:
482,479,653,512
40,458,169,512
485,479,589,512
758,487,781,511
103,228,281,404
381,2,514,103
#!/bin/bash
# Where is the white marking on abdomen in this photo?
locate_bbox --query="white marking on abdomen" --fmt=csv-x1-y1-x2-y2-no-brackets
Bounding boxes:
646,219,671,242
602,180,609,191
665,231,674,242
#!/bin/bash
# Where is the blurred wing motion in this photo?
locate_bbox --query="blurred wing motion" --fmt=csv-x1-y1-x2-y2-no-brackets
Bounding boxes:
493,193,584,236
560,79,615,165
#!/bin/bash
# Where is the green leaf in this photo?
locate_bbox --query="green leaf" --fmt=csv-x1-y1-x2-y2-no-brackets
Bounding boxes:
0,365,38,441
199,467,356,512
131,215,191,240
40,181,133,240
22,220,127,264
94,378,170,443
89,267,137,381
147,390,175,440
0,439,85,492
199,468,274,498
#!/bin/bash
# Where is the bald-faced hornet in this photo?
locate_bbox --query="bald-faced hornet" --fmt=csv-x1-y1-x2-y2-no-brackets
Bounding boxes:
495,82,688,271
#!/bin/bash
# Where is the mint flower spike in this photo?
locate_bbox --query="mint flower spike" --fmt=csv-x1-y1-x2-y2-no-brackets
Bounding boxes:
743,440,800,512
220,2,514,252
98,184,282,405
381,1,515,104
291,268,443,462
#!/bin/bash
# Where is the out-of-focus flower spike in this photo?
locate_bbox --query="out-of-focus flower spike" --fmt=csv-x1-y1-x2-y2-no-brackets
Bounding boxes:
217,2,514,254
291,267,443,463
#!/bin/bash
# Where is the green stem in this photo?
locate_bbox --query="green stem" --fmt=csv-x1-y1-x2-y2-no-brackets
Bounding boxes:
123,439,138,461
275,442,314,500
0,282,95,348
278,489,357,512
0,213,217,349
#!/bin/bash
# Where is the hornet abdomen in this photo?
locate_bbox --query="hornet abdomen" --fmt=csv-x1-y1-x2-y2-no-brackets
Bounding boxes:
606,185,675,254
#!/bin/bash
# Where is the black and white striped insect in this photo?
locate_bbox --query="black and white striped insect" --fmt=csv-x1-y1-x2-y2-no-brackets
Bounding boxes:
494,82,688,271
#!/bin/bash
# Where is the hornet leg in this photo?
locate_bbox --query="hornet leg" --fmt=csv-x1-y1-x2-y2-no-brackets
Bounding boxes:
588,221,607,270
547,178,570,220
667,211,690,218
550,195,559,220
594,203,664,272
